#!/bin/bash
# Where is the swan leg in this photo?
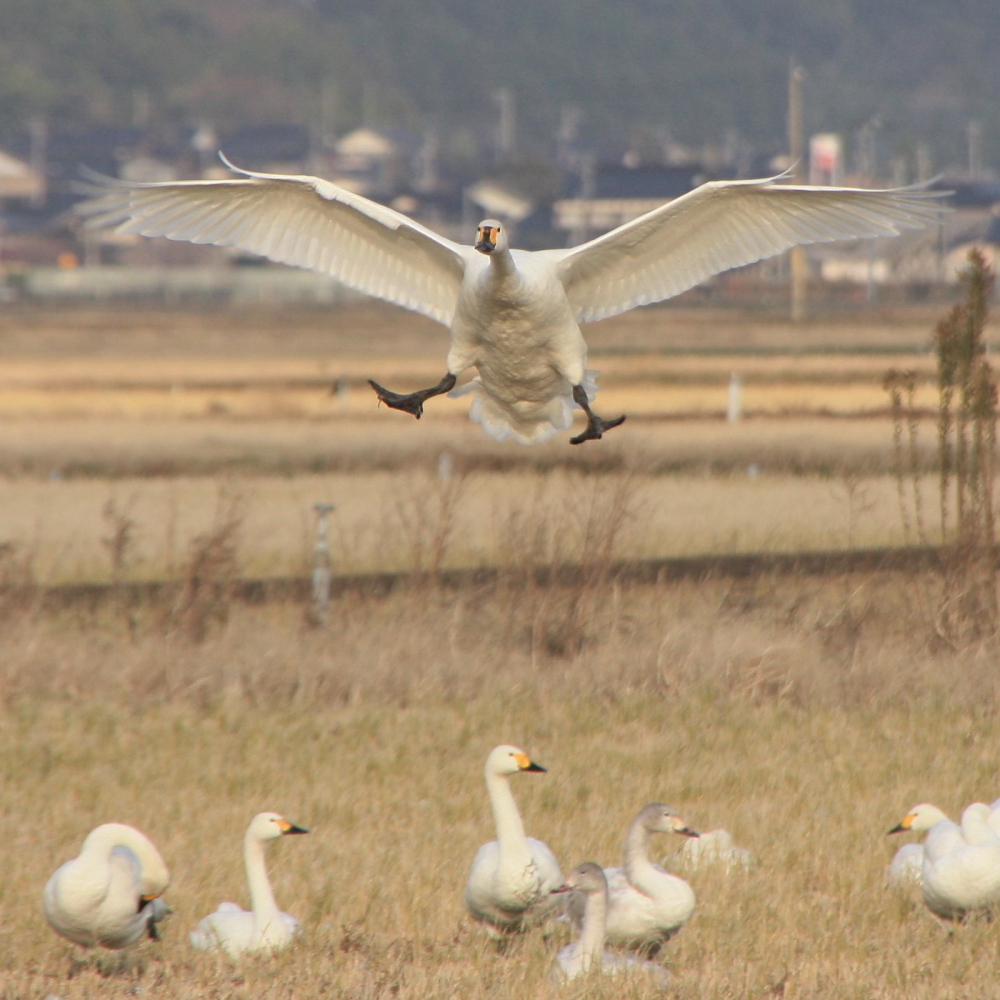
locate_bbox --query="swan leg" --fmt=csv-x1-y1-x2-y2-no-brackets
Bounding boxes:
569,384,626,445
368,372,457,419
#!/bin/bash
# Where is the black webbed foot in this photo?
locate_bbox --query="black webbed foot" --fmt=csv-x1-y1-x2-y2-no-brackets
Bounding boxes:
569,412,627,445
569,383,626,445
368,373,457,420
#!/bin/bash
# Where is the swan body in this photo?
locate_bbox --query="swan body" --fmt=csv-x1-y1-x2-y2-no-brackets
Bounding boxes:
566,803,698,952
922,803,1000,919
551,863,669,987
673,827,753,872
43,823,170,949
464,745,563,935
190,811,308,957
79,160,945,445
886,803,952,888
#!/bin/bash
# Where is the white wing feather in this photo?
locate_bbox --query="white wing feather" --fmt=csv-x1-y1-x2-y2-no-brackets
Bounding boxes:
550,175,947,323
77,157,470,326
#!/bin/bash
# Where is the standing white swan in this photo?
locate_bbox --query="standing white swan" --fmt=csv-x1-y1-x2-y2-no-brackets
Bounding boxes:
190,811,308,957
464,744,563,935
43,822,171,949
566,802,699,952
550,863,669,987
921,803,1000,920
78,160,944,445
886,803,952,888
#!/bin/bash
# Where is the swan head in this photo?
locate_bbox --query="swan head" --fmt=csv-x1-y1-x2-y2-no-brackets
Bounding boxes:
474,219,506,255
247,811,309,842
486,744,547,777
551,862,607,896
638,803,700,838
888,803,949,835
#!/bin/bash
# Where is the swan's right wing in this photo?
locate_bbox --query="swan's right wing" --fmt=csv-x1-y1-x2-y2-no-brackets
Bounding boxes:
77,158,470,326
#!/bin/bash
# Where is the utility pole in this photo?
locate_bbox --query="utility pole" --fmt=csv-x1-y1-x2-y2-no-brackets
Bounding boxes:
788,62,807,323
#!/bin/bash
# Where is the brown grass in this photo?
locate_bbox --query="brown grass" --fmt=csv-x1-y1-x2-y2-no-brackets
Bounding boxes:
2,302,1000,997
2,570,1000,999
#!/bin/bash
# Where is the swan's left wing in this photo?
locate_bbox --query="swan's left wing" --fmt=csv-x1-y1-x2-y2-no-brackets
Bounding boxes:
548,175,946,323
77,157,470,326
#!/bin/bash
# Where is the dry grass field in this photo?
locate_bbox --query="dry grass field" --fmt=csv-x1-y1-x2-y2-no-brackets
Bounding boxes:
1,300,999,998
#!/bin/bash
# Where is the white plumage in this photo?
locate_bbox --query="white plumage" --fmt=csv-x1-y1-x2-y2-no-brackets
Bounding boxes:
565,802,698,952
78,160,945,445
551,862,669,988
886,802,951,888
43,822,171,949
921,803,1000,920
464,744,563,935
189,811,308,958
672,827,754,873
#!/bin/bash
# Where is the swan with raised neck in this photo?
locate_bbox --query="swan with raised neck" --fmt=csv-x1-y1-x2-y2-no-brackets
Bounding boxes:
567,802,698,952
190,811,308,957
551,862,669,986
464,744,563,935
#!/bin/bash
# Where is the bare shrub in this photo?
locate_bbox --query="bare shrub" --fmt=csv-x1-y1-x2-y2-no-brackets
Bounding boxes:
495,471,639,659
163,488,245,641
388,468,467,581
885,249,999,645
100,495,141,639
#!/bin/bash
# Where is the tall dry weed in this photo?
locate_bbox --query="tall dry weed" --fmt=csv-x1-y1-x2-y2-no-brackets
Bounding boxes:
492,471,639,659
163,487,245,641
885,249,999,645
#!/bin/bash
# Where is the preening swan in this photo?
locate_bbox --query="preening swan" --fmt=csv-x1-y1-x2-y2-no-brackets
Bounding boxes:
672,827,753,872
886,803,951,888
921,803,1000,920
566,802,698,953
464,744,563,935
190,811,308,957
43,822,170,949
550,863,669,987
78,160,944,445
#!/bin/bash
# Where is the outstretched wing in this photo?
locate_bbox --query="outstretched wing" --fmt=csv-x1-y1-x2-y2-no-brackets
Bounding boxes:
548,175,947,323
77,156,471,326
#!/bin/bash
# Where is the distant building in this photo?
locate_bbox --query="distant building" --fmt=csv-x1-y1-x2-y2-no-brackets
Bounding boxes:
0,149,46,204
553,163,706,245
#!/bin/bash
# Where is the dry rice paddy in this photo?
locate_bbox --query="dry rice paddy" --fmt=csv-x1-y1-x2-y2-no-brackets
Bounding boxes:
1,301,999,999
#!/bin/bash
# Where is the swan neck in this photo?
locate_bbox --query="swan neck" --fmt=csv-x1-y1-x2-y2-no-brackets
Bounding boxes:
623,816,653,880
244,832,279,925
485,770,529,859
487,248,517,278
578,889,607,964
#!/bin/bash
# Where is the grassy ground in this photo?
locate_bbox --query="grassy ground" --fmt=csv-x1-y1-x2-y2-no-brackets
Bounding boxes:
2,576,1000,999
1,301,999,998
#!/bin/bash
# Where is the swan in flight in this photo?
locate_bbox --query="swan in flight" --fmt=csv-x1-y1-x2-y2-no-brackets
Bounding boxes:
550,862,669,987
921,803,1000,920
565,802,698,953
886,803,951,888
464,744,563,935
44,822,171,949
78,159,945,445
190,811,308,957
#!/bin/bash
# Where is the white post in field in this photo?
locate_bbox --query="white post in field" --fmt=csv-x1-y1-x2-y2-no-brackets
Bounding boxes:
311,502,336,625
727,372,743,424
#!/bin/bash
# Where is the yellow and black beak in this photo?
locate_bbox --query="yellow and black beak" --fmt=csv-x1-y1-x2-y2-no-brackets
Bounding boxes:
514,751,546,773
887,820,910,835
475,226,499,254
279,820,309,835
